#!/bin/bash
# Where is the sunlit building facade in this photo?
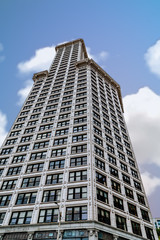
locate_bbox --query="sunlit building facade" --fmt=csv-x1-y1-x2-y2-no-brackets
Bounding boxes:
0,39,157,240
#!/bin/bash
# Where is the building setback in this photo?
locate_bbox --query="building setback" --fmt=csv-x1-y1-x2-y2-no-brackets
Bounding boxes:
0,39,157,240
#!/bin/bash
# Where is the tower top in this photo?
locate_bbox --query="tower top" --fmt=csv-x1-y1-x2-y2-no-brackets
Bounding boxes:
55,38,88,58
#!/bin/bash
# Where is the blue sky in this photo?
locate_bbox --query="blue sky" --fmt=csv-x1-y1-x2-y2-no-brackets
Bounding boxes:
1,0,160,217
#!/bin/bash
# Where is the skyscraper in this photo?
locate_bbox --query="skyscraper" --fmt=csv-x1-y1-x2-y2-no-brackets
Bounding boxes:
0,39,157,240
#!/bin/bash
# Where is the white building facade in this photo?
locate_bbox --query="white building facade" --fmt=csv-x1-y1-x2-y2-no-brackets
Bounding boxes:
0,39,157,240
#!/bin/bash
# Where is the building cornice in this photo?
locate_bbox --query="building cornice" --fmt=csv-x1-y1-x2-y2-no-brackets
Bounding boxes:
32,70,48,82
76,58,124,112
55,38,88,59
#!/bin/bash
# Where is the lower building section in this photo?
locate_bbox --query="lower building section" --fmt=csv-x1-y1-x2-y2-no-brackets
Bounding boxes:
0,221,156,240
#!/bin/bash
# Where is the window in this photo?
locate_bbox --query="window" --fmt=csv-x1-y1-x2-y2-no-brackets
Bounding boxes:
104,127,111,135
10,130,20,136
125,187,134,199
122,174,130,184
59,113,70,119
93,118,101,128
111,180,121,193
37,132,51,140
116,142,123,151
12,155,26,164
69,170,87,182
128,203,137,216
51,148,66,157
30,151,47,160
115,134,121,142
5,138,17,145
131,168,138,179
131,221,142,236
27,120,38,126
60,107,71,113
108,154,116,165
33,141,49,149
24,127,35,133
145,227,155,240
137,194,145,205
21,136,33,142
39,124,53,131
72,134,87,142
141,209,150,222
118,151,125,161
16,192,37,205
1,179,17,190
107,144,115,154
120,162,128,172
13,123,24,129
42,116,55,123
56,128,69,136
17,144,29,152
113,196,124,210
44,110,56,116
129,158,136,167
70,156,87,167
93,126,102,136
134,180,142,191
71,144,87,154
1,147,13,155
68,186,87,200
42,189,61,202
116,215,127,231
66,206,87,221
109,166,118,178
7,166,22,176
26,163,44,173
97,188,108,203
95,158,105,170
96,172,106,185
94,146,104,158
0,195,12,206
57,120,69,127
21,176,41,188
74,117,87,124
75,110,87,116
105,135,113,144
30,114,40,119
46,174,63,184
94,135,103,146
10,211,32,225
0,158,8,165
98,208,110,225
73,125,87,133
0,213,5,224
49,160,65,169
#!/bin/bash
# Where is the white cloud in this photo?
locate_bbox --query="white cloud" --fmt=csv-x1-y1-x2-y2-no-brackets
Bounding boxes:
145,39,160,77
141,172,160,196
17,46,56,74
17,80,33,106
123,87,160,166
0,111,8,147
86,47,109,63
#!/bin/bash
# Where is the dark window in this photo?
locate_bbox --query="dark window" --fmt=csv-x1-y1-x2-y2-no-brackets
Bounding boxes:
16,192,37,205
111,180,121,193
46,174,63,184
141,209,150,222
137,194,145,205
97,188,108,203
66,206,87,221
73,125,87,133
7,166,22,176
70,156,87,167
69,170,87,182
71,144,87,154
49,160,65,169
56,128,69,136
38,209,58,223
95,158,105,170
145,227,155,240
108,154,116,165
122,173,130,184
17,145,29,152
109,166,118,178
54,137,68,145
116,215,127,231
26,163,44,173
36,132,51,140
134,180,142,191
68,186,87,200
42,189,61,202
21,176,41,188
12,155,25,163
96,172,106,185
30,151,47,160
128,203,137,216
51,148,66,157
33,141,49,149
131,221,142,236
113,196,124,210
98,208,110,225
125,187,134,199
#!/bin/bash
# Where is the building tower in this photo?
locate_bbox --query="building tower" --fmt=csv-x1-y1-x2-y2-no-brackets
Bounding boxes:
0,39,157,240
